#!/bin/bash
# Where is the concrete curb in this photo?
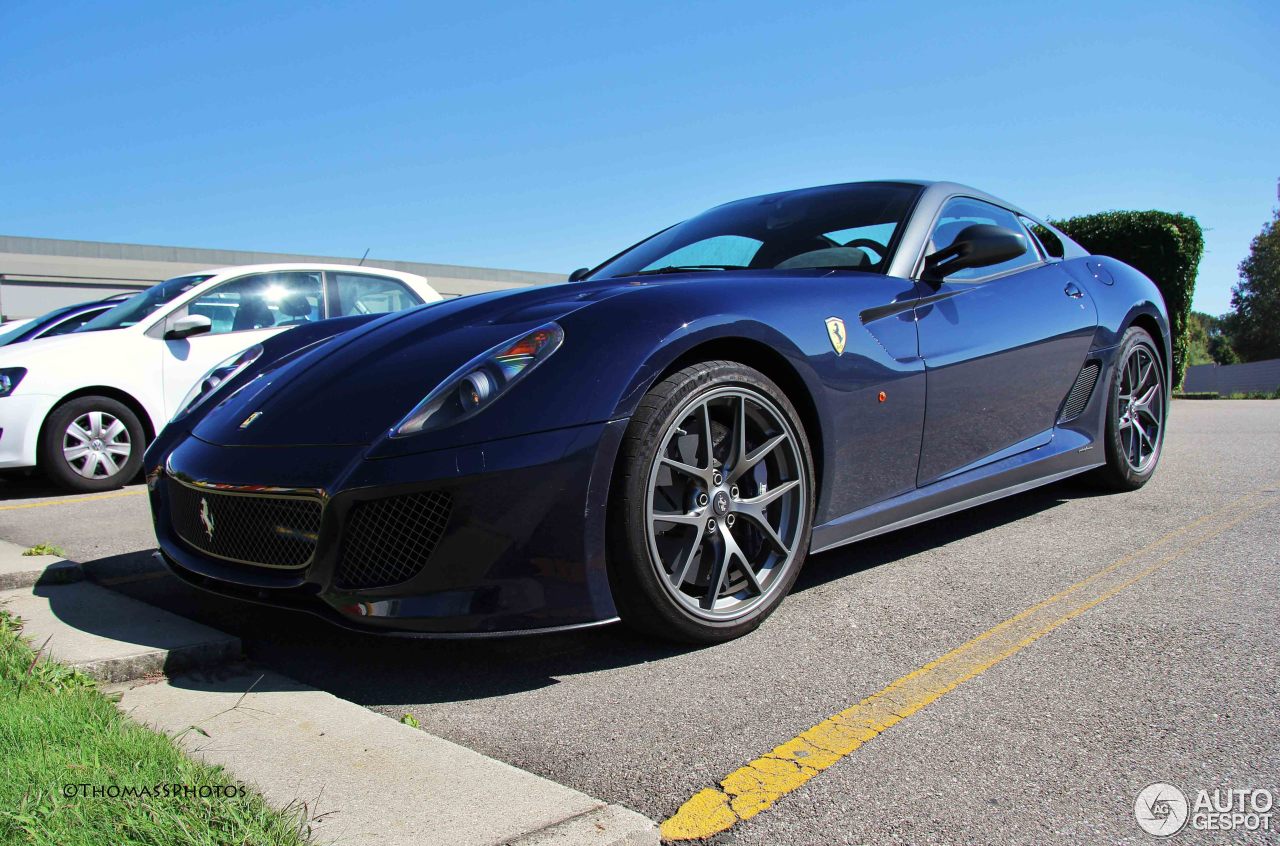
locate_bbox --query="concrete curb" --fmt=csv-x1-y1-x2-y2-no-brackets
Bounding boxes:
2,542,660,846
0,580,242,683
0,538,82,590
111,666,659,846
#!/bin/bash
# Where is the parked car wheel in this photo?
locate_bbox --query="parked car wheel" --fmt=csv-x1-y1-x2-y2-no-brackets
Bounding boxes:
609,361,815,643
1091,327,1166,491
39,396,145,492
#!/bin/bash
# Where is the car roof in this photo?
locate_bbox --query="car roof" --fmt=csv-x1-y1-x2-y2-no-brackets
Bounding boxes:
179,262,430,283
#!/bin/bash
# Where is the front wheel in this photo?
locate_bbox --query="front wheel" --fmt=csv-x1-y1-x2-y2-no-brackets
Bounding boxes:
1091,327,1166,491
39,396,145,493
608,361,815,643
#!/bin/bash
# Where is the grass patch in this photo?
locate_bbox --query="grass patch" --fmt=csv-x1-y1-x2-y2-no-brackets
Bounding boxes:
20,545,65,558
0,611,310,846
1224,390,1280,400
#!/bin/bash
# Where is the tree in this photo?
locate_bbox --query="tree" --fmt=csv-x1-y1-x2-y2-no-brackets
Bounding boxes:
1186,311,1238,365
1225,209,1280,361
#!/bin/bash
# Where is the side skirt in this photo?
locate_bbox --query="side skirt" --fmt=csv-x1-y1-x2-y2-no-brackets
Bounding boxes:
809,428,1103,555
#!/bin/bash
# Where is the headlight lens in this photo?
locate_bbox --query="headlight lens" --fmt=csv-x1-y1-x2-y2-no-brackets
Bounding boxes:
174,344,264,419
393,323,564,437
0,368,26,398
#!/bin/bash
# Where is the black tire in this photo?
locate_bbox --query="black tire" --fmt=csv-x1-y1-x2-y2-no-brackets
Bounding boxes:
1090,327,1166,491
39,396,145,493
608,361,815,643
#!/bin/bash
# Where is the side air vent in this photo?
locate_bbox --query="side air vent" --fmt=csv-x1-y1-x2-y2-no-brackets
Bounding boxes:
335,491,453,590
1058,361,1101,422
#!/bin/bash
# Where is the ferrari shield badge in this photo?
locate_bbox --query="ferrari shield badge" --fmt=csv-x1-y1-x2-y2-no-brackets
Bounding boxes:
825,317,847,356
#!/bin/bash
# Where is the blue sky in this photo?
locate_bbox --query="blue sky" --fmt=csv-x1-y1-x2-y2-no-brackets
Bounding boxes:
2,1,1275,314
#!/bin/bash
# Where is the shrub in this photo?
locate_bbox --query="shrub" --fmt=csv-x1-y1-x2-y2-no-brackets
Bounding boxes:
1053,211,1204,387
1171,391,1219,400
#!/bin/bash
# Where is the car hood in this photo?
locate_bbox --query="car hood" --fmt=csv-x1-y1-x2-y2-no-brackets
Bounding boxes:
0,327,134,379
190,278,639,448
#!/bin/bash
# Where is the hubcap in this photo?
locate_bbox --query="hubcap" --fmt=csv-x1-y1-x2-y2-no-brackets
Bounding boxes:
644,387,807,621
63,410,131,479
1117,345,1164,473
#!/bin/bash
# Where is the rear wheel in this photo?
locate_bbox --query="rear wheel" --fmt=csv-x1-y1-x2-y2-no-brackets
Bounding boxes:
608,361,814,643
39,396,144,493
1091,327,1166,491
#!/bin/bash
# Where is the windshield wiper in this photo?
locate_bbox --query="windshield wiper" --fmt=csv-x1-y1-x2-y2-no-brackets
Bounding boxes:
631,264,747,276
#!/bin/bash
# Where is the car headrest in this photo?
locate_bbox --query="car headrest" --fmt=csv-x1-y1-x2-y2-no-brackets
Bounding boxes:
279,293,312,319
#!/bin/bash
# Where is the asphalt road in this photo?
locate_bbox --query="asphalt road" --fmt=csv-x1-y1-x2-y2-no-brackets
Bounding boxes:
2,400,1277,845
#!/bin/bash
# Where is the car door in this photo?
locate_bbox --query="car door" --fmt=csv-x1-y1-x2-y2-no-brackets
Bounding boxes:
913,198,1097,486
157,271,324,419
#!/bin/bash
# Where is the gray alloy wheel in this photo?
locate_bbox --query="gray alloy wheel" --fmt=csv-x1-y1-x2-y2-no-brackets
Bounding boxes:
1116,343,1164,473
644,386,808,621
62,410,132,479
1091,326,1165,492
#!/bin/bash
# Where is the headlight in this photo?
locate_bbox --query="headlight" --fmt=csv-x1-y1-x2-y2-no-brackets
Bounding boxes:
174,344,264,419
0,368,26,398
392,323,564,437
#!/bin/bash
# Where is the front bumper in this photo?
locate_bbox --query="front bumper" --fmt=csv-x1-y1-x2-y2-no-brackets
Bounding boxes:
150,419,627,635
0,393,59,469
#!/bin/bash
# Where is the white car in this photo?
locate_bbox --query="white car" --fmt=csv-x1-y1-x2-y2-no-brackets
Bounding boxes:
0,263,440,491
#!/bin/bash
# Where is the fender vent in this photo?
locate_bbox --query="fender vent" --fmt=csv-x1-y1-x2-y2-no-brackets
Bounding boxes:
335,491,453,590
1059,361,1101,422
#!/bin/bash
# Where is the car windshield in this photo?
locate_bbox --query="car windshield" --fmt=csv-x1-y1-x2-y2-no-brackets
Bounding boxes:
589,182,922,280
77,275,214,332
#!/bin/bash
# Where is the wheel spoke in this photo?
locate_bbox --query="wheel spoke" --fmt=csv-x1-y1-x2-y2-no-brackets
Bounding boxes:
103,417,126,441
98,451,120,476
63,445,90,462
76,451,101,478
670,523,706,588
87,411,104,437
698,401,714,470
729,434,788,485
701,540,732,610
660,456,710,485
739,478,800,510
736,507,791,557
723,528,763,594
104,442,131,457
653,509,705,527
66,423,93,446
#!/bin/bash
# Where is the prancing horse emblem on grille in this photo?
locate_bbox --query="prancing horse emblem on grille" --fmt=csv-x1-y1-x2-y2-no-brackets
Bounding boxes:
199,497,215,540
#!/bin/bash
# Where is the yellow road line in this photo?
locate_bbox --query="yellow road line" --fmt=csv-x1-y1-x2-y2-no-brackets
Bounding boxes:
0,488,146,511
661,490,1276,841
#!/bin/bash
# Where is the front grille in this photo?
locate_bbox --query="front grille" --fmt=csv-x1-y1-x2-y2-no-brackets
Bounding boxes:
335,491,453,589
1059,360,1101,422
167,479,322,569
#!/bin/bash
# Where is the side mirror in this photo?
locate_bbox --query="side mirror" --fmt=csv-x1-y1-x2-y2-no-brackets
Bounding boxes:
923,224,1026,282
567,267,591,282
164,314,212,340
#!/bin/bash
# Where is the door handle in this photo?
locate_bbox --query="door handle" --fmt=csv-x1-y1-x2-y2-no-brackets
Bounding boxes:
1064,282,1084,299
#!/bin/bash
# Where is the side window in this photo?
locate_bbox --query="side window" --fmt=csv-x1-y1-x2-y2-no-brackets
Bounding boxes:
183,271,323,334
329,273,423,316
929,198,1039,281
1019,216,1065,259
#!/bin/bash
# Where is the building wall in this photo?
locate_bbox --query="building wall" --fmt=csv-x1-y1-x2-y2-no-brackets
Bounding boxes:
1183,359,1280,395
0,235,567,318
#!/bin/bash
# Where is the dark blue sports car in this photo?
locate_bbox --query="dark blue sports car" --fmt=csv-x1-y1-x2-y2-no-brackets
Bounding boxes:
145,180,1169,643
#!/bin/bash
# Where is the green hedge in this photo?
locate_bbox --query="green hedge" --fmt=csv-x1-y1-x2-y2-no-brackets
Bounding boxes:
1052,211,1203,387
